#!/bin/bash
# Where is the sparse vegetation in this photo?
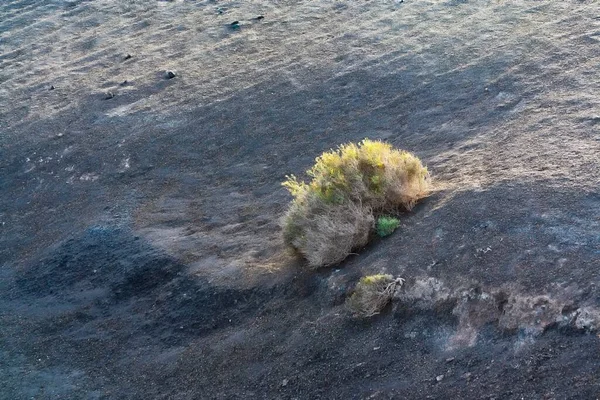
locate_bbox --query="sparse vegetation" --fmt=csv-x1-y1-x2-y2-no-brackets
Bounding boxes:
376,216,400,237
282,139,430,268
346,274,404,318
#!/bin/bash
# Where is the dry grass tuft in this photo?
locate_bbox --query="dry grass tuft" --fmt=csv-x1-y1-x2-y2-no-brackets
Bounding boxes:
346,274,404,318
282,139,430,268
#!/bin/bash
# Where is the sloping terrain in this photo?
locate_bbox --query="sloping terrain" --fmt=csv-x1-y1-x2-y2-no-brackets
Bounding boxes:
1,1,599,398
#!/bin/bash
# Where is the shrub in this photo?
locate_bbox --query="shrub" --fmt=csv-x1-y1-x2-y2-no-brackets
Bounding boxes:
346,274,404,318
376,216,400,237
282,139,430,268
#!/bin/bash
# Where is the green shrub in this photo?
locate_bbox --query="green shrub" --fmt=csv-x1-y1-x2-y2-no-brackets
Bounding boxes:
376,216,400,237
282,139,430,268
346,274,404,317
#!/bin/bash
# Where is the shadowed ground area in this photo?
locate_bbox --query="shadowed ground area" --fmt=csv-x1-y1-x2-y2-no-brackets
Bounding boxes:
1,0,599,398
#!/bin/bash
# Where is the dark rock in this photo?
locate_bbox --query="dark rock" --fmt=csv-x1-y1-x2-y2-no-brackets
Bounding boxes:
165,70,176,79
49,85,55,90
119,80,128,86
229,21,240,30
104,91,115,100
253,15,265,21
124,54,132,60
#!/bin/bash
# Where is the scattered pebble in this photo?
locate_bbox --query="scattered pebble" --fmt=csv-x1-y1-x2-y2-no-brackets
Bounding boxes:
281,379,288,387
104,91,115,100
436,374,444,382
446,357,455,363
124,54,132,60
165,70,176,79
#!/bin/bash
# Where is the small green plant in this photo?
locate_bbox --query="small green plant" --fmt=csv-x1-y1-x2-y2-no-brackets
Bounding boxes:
282,139,430,268
346,274,404,318
376,216,400,237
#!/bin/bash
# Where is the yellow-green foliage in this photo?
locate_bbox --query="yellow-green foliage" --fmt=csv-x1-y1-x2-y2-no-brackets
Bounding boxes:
346,274,404,317
283,139,429,210
282,139,430,268
360,274,393,285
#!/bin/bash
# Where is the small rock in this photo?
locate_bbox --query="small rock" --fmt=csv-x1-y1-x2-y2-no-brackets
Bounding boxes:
281,379,288,387
253,15,265,21
229,21,240,30
445,357,455,363
104,91,115,100
216,7,225,15
49,85,55,90
124,54,132,60
462,372,472,380
165,70,176,79
436,375,444,382
119,80,128,86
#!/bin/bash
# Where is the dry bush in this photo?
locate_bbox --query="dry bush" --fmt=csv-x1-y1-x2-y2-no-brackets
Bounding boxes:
346,274,404,318
282,139,430,268
283,200,374,267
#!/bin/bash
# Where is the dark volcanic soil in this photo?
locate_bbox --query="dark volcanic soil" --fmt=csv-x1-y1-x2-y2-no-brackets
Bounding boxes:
1,1,600,399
